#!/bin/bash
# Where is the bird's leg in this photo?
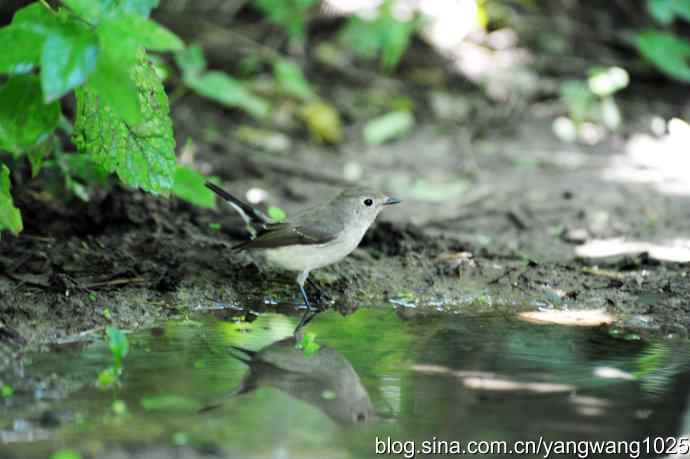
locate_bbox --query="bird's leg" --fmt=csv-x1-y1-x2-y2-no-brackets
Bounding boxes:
294,310,318,334
306,277,329,304
294,270,320,334
296,271,313,311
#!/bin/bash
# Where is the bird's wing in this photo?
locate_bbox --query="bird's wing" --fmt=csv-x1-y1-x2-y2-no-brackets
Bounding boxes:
232,220,339,250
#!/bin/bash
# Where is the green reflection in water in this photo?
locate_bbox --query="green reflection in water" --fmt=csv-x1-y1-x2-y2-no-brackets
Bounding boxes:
2,308,690,459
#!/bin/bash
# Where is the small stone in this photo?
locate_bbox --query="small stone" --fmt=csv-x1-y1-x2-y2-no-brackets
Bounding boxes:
562,227,589,244
435,252,475,270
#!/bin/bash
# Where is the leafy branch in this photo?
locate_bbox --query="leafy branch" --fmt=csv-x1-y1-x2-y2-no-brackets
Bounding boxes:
0,0,184,234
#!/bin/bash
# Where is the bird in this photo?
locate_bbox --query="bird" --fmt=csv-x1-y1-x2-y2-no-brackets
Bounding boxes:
205,182,400,329
199,337,375,424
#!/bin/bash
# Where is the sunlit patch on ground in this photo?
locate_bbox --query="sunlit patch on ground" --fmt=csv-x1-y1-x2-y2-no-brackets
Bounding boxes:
575,238,690,263
518,309,615,327
603,117,690,196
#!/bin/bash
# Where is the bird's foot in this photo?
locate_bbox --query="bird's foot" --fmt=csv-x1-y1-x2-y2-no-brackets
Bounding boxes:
294,301,326,314
298,284,327,312
294,284,324,333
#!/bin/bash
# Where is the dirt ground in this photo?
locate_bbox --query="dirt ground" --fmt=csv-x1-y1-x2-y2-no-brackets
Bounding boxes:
2,1,690,347
2,84,689,347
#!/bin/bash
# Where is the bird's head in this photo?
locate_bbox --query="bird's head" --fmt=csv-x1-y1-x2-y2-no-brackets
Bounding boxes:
331,187,401,228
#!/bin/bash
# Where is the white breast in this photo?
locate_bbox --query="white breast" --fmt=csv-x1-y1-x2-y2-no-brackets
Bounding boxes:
263,221,370,273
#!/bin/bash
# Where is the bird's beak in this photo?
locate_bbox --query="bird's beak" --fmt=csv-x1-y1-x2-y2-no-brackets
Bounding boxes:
383,196,401,206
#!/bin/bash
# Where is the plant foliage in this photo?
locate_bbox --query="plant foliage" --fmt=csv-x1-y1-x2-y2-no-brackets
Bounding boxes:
254,0,318,40
0,164,23,234
73,54,177,193
636,30,690,82
339,1,419,71
176,45,271,119
97,326,129,389
0,0,193,234
0,75,60,155
635,0,690,82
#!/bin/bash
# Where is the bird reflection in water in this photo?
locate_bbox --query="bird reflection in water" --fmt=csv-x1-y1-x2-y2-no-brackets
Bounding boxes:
201,336,375,425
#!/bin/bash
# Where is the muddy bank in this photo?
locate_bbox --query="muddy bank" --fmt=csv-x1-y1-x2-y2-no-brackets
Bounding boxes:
1,147,689,348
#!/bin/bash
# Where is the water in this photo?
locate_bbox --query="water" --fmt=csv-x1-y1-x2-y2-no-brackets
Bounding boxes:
2,308,690,458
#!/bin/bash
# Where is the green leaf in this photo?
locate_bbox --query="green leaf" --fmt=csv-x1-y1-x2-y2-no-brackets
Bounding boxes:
62,0,103,22
112,400,127,415
120,0,160,18
173,165,216,209
47,151,110,201
673,0,690,22
63,0,160,20
267,206,287,221
92,13,182,119
91,13,144,123
106,326,129,367
113,13,184,51
636,30,690,82
0,75,60,155
88,48,141,124
363,110,414,145
295,332,320,356
74,57,176,193
97,12,184,62
1,384,14,398
0,3,59,74
0,26,41,74
300,101,342,143
177,48,272,119
41,22,99,102
62,154,110,184
11,3,59,36
380,20,415,71
648,0,690,23
560,80,596,123
51,449,82,459
339,5,417,71
97,366,118,389
0,164,23,235
340,17,380,59
28,140,52,177
184,71,270,119
273,59,314,100
66,178,90,201
254,0,317,39
174,45,206,77
648,0,675,23
587,66,629,97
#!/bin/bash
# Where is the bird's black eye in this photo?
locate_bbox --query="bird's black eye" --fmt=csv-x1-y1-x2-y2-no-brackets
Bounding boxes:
363,198,373,207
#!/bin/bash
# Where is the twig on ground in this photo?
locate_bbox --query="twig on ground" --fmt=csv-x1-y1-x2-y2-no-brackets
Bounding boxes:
82,277,148,289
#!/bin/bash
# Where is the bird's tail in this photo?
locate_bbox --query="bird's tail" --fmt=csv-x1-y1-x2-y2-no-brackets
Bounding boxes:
205,182,271,236
198,346,258,414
